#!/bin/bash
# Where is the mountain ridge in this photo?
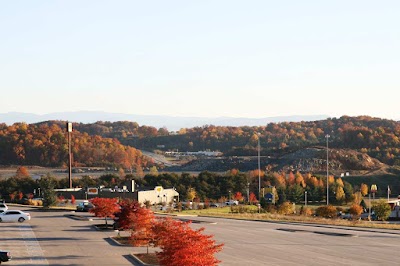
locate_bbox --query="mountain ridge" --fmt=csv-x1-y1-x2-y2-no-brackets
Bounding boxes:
0,111,329,131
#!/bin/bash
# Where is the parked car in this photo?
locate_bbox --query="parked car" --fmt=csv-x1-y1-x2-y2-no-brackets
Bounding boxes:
0,250,11,264
100,188,114,192
76,201,94,212
0,203,8,212
0,210,31,223
360,212,376,221
210,203,220,208
225,200,239,206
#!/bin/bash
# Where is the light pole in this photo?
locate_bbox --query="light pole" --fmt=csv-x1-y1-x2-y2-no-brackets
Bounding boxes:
258,133,261,200
325,134,330,205
247,182,250,204
305,191,308,208
67,122,73,189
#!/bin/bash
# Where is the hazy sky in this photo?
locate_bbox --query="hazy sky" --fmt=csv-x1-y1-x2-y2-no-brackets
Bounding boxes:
1,1,399,119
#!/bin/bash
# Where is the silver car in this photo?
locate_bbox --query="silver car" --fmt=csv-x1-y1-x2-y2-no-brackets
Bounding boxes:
0,210,31,223
0,203,8,212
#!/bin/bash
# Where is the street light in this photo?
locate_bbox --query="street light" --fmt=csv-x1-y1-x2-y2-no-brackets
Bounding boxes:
305,191,308,208
325,134,330,205
247,182,250,204
257,133,261,200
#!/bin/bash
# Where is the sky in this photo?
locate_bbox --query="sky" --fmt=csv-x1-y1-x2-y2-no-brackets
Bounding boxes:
1,1,399,119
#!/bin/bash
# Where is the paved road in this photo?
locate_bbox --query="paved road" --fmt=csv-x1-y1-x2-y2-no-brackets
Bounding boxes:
2,207,400,265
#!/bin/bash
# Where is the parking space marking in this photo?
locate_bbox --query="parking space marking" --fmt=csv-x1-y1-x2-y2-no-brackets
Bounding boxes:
18,224,49,265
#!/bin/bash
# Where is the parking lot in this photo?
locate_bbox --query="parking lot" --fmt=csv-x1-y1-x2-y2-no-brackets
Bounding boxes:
2,206,400,265
0,206,140,265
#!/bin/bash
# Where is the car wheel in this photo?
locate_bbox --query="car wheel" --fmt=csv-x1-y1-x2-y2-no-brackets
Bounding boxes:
0,217,2,222
18,217,25,223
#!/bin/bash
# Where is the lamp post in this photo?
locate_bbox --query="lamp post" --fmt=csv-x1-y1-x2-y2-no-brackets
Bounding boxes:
325,134,330,205
370,184,377,220
67,122,73,189
258,133,261,200
247,182,250,204
305,191,308,208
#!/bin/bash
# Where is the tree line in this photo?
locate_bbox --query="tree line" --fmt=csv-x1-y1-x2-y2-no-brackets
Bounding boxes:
0,122,150,170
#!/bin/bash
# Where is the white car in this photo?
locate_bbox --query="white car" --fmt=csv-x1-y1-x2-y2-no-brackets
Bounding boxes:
0,210,31,223
0,203,8,212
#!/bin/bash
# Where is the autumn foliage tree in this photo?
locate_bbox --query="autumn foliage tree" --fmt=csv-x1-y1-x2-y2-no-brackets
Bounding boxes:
16,166,30,178
234,192,244,202
360,183,369,196
70,195,76,204
117,199,141,230
130,207,154,247
153,218,223,266
348,204,363,217
249,192,257,204
90,197,120,226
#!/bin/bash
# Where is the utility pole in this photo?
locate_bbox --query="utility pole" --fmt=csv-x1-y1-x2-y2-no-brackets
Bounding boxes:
325,134,330,205
258,133,261,200
67,122,73,189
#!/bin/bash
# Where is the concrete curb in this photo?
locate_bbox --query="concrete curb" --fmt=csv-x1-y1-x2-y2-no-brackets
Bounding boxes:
129,253,158,266
108,236,131,246
92,224,115,231
197,214,400,235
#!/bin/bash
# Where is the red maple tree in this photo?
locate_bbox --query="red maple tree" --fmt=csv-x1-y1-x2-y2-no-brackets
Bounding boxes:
234,192,244,202
130,206,154,247
70,195,76,204
89,197,120,226
153,218,223,266
17,191,23,201
117,199,141,230
249,192,257,204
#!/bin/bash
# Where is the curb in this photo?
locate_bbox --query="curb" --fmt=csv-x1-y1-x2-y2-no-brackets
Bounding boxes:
197,214,400,235
92,224,115,231
129,254,158,266
108,236,131,246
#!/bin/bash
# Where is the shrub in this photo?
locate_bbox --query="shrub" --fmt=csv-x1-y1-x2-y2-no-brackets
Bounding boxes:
300,206,313,216
348,204,363,217
372,199,392,221
265,204,277,214
278,202,295,215
315,205,337,218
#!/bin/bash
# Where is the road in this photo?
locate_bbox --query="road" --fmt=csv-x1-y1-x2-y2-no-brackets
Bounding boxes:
1,207,400,265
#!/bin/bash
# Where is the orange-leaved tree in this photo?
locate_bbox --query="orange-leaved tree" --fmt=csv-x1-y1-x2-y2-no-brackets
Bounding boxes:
117,199,141,230
249,192,257,204
130,206,154,248
70,195,76,204
234,192,244,202
90,197,120,226
153,218,223,266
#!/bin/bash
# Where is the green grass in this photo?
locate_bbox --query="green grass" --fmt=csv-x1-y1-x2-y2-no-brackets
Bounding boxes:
178,206,258,215
173,205,400,231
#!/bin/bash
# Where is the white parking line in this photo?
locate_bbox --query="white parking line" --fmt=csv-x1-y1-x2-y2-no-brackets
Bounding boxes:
18,224,49,265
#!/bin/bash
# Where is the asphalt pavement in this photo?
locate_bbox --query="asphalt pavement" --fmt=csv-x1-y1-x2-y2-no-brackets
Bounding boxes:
1,206,400,265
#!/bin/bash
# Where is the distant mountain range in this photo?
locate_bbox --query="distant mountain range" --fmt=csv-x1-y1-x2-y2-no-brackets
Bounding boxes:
0,111,329,131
